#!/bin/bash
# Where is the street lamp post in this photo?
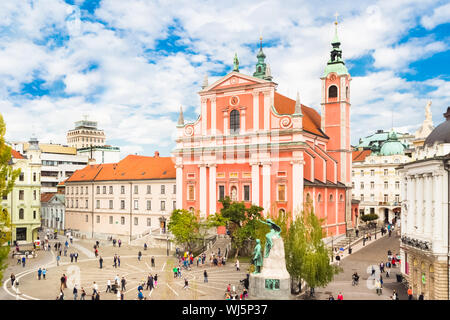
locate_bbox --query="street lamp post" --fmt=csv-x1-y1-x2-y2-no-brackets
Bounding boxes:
374,224,377,240
363,230,366,246
331,236,334,262
166,234,169,256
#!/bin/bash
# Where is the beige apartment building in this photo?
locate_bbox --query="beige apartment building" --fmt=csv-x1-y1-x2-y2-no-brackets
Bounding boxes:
64,152,176,240
66,118,106,149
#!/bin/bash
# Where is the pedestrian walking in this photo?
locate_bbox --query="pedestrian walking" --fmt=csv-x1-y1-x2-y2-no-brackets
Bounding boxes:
392,290,398,300
121,277,126,291
42,268,47,280
407,287,413,300
418,292,424,300
56,254,60,266
118,239,122,247
144,243,147,251
74,252,78,262
118,256,121,267
235,259,240,271
37,268,42,280
106,279,112,293
204,270,208,283
173,266,178,278
183,278,189,290
116,289,121,300
138,251,142,261
21,256,26,267
73,285,78,300
81,287,86,300
93,281,98,294
99,256,103,269
337,292,343,300
10,273,15,287
151,256,155,268
154,274,158,288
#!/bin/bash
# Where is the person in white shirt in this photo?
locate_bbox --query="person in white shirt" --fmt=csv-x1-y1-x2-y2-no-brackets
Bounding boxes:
93,281,98,294
106,279,111,293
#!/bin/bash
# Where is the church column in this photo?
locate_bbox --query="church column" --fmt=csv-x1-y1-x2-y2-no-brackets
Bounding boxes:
424,174,433,239
211,97,216,135
223,109,229,136
176,164,183,209
262,161,271,216
407,175,416,235
201,97,207,136
251,162,260,206
291,159,304,219
240,108,246,133
416,174,423,235
252,91,259,132
199,164,207,218
433,173,443,246
209,164,216,215
263,91,270,130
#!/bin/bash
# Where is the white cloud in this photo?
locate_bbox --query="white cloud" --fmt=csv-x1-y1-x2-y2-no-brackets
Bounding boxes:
421,2,450,30
0,0,449,156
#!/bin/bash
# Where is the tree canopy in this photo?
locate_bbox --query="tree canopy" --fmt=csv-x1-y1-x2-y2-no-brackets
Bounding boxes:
218,196,265,257
275,206,340,293
167,209,204,253
0,113,21,284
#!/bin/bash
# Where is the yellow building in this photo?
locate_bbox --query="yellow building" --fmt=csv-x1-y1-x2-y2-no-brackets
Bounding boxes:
1,138,42,243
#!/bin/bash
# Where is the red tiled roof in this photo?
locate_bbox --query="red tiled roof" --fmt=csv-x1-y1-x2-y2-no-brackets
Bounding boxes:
11,149,25,159
41,192,56,203
57,179,67,186
352,150,372,162
273,92,326,138
66,155,176,182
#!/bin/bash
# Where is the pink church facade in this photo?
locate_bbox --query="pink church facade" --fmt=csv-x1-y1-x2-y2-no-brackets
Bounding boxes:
173,25,353,236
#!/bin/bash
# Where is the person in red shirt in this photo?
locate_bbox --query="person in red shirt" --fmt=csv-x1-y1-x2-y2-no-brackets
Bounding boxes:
337,292,343,300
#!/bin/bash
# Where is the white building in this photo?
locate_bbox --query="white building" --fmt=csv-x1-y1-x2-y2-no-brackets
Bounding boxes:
64,152,176,240
13,142,89,193
77,145,120,164
352,130,411,225
41,193,65,231
67,118,106,149
398,107,450,300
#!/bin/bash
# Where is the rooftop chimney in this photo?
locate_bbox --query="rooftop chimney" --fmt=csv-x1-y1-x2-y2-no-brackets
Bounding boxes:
154,151,160,158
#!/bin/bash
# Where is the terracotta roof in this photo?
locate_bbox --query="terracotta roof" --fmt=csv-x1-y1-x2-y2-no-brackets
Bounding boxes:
66,154,176,182
352,150,372,162
41,192,56,203
57,179,67,186
11,149,25,159
273,92,327,138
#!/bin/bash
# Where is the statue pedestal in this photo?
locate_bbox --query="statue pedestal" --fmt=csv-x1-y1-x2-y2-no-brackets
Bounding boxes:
249,237,291,300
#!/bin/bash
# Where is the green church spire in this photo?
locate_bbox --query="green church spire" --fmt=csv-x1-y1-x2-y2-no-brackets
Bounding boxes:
323,14,349,77
233,53,239,72
253,36,271,80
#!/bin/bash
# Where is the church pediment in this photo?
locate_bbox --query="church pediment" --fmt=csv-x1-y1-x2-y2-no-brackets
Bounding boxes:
202,72,268,92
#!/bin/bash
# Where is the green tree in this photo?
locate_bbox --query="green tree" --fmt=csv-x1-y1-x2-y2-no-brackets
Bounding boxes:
277,206,340,294
0,113,20,284
360,213,379,224
218,196,265,258
167,209,203,253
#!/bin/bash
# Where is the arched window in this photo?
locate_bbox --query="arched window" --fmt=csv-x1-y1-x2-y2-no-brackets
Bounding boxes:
19,208,24,219
328,85,338,98
317,193,322,202
230,109,240,134
329,194,333,202
279,208,286,217
306,193,311,202
340,194,344,202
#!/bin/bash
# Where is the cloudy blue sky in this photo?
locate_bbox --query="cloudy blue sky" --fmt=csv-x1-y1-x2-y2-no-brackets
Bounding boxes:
1,0,449,158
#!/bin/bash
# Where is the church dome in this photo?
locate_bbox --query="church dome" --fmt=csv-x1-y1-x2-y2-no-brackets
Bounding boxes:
380,131,405,156
424,107,450,147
